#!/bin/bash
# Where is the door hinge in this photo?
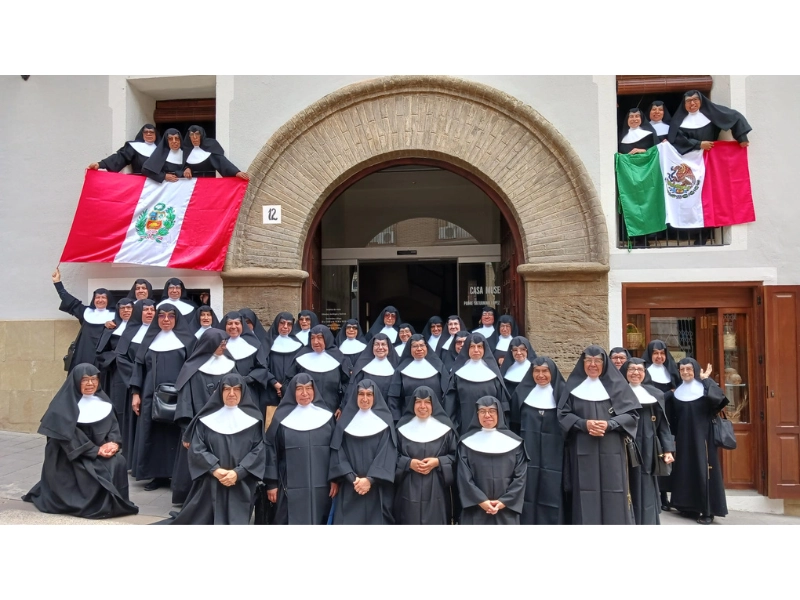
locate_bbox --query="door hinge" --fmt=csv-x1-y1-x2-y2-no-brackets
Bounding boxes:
759,354,763,365
757,295,762,305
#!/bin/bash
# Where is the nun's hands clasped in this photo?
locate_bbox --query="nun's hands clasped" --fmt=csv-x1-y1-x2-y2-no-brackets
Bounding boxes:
353,477,371,495
213,468,238,487
586,420,608,436
97,442,119,458
410,457,440,475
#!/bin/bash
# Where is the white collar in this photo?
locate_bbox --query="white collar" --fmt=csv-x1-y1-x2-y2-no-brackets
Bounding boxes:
345,409,389,437
650,120,669,135
680,111,712,129
131,323,150,344
148,330,184,352
503,359,530,383
524,383,556,409
473,325,495,338
76,394,112,424
83,308,114,325
401,358,438,379
647,363,672,384
198,354,236,376
112,320,128,337
129,141,156,157
630,383,658,405
395,343,406,357
270,335,302,353
194,325,211,339
295,351,340,373
621,127,652,144
225,335,258,360
571,377,610,401
398,416,450,443
157,298,194,316
339,338,367,355
186,147,211,164
200,405,258,434
462,428,521,454
362,357,395,377
380,327,398,343
441,337,453,350
166,148,184,165
295,329,310,345
495,335,512,353
427,334,441,350
281,403,333,432
674,379,705,401
455,359,497,383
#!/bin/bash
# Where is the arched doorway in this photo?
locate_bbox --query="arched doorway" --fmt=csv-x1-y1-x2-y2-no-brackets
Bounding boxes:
224,76,610,367
302,157,525,334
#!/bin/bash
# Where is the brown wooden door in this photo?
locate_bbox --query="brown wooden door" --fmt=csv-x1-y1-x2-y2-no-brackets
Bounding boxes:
765,286,800,498
500,216,520,325
304,225,322,313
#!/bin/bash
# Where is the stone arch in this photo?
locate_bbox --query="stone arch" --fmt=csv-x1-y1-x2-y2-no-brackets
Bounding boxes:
223,76,610,367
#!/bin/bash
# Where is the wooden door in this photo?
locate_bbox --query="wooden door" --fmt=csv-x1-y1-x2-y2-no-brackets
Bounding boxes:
500,216,520,325
765,287,800,498
304,225,322,313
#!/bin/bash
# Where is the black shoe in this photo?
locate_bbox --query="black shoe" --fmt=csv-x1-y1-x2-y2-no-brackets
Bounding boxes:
697,515,714,525
661,503,671,512
144,477,169,491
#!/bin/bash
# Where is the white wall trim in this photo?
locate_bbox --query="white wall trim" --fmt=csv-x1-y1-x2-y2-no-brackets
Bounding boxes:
608,267,778,347
594,75,619,251
216,76,234,157
109,76,128,148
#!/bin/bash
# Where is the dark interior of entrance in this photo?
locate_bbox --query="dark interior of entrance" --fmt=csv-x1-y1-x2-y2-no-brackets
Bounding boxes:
359,261,458,333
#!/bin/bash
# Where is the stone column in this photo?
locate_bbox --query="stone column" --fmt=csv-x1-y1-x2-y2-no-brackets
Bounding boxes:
518,262,610,373
220,268,309,326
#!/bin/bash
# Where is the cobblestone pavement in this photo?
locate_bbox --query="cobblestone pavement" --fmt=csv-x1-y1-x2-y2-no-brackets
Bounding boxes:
2,429,799,525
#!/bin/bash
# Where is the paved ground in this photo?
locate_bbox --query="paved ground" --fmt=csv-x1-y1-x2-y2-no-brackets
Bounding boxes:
2,429,799,525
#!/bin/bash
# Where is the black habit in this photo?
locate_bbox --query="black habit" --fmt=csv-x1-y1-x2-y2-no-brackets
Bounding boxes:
55,281,115,373
292,325,351,413
388,334,447,422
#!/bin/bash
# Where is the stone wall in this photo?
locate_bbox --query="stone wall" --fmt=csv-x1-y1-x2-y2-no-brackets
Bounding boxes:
0,320,79,432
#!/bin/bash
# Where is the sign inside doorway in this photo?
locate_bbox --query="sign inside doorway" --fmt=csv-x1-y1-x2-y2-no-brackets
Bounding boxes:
262,205,282,224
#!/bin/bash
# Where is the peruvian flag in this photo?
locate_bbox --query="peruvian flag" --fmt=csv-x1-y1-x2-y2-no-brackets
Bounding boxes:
61,171,247,271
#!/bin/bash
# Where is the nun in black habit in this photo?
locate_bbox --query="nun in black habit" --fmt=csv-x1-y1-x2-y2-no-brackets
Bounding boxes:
642,340,681,393
95,297,134,427
558,345,641,525
666,358,729,524
128,278,154,301
22,364,138,519
493,315,520,361
263,312,304,408
181,125,250,179
89,124,159,175
472,306,498,346
52,267,115,373
336,318,368,361
394,386,458,525
609,346,631,371
365,305,402,344
457,396,528,525
264,373,337,525
162,373,266,525
499,336,536,400
667,90,752,155
510,356,565,525
114,299,156,463
141,128,186,183
157,277,198,318
329,379,397,525
421,316,446,354
238,308,270,349
346,333,398,410
648,101,672,142
441,330,470,374
171,328,239,504
129,302,196,490
292,309,319,346
293,325,351,414
193,305,219,339
620,358,676,525
394,322,416,358
388,334,447,422
444,332,510,435
218,311,272,414
438,315,467,356
618,107,659,155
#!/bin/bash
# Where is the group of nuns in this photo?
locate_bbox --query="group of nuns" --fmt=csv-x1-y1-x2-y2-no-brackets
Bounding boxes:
618,90,752,156
26,284,729,525
88,123,250,183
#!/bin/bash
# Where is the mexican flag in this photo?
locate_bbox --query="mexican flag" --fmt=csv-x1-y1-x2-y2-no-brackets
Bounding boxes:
615,140,755,235
60,171,248,271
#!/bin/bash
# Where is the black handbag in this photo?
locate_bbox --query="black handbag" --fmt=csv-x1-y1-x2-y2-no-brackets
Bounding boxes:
712,411,737,450
624,435,642,468
63,339,77,372
152,383,178,423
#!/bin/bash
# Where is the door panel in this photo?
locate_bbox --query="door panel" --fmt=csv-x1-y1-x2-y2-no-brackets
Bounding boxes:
765,287,800,498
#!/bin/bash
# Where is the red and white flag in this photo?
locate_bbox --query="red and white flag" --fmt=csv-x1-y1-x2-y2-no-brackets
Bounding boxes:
61,171,248,271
